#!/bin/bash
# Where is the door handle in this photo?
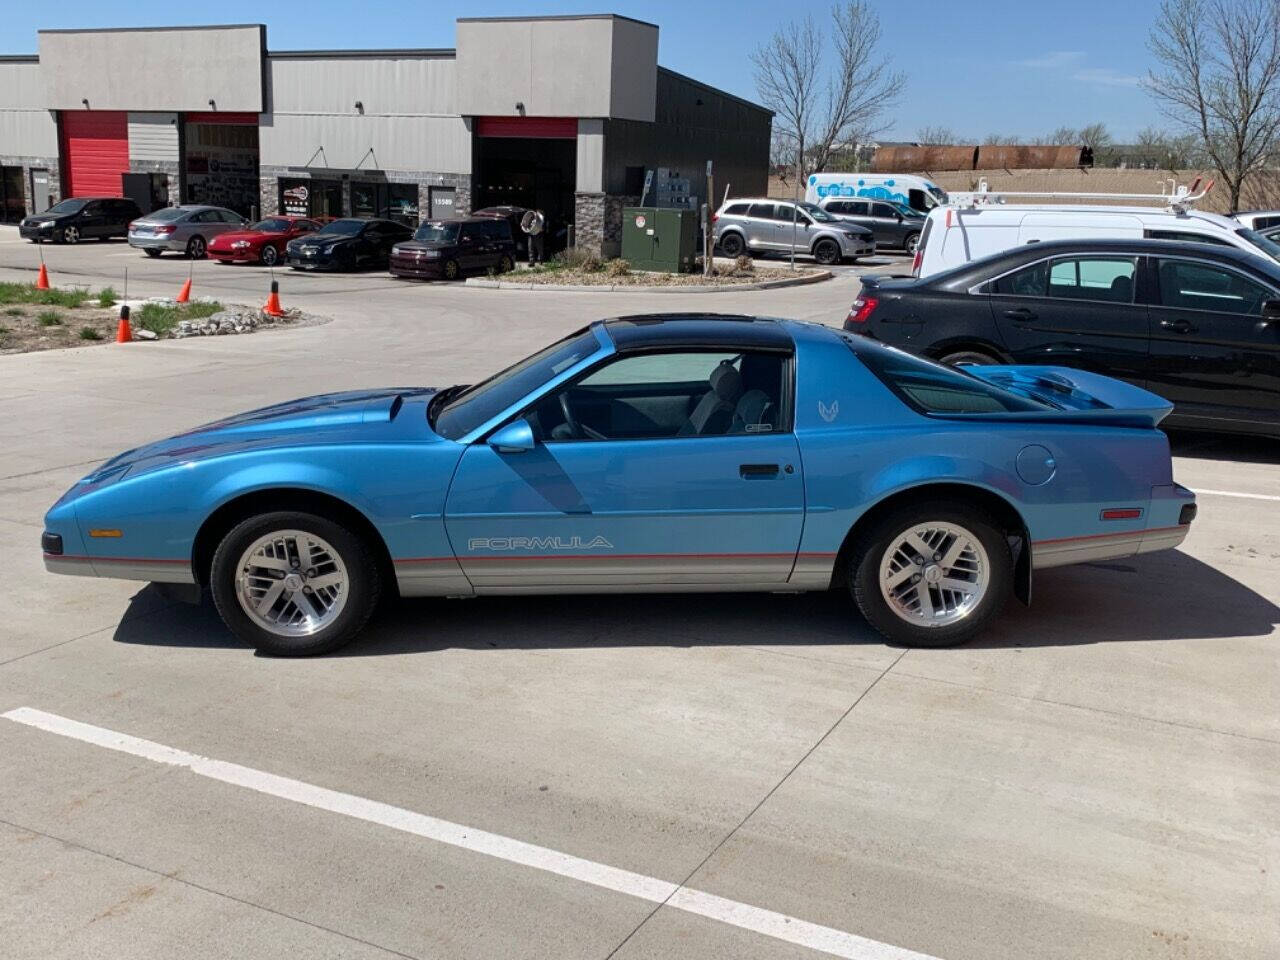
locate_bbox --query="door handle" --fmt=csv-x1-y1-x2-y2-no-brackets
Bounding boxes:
739,463,780,479
1160,318,1197,334
1003,307,1037,322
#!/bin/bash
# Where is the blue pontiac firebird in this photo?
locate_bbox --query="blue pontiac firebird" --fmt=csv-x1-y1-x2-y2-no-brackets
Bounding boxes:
41,314,1196,656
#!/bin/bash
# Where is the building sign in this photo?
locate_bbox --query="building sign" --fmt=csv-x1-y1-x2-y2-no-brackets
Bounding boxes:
282,184,310,216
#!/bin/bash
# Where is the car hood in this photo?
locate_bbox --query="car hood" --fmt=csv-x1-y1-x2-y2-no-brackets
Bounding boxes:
84,388,440,483
295,232,354,245
210,229,276,246
393,240,454,252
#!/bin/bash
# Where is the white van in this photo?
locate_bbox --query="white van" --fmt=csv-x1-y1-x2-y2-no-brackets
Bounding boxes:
912,204,1280,277
805,173,947,214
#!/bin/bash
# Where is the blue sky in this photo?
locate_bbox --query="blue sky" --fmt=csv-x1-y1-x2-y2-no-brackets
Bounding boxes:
6,0,1164,141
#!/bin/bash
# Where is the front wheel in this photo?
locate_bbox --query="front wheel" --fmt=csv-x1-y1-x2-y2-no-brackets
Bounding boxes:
144,248,162,258
904,232,920,255
209,511,382,656
496,254,514,273
849,502,1011,648
260,244,280,267
62,226,80,244
442,258,460,281
186,235,207,259
812,238,841,265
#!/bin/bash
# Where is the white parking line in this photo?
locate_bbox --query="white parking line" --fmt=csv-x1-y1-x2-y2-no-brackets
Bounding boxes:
1192,488,1280,502
2,706,940,960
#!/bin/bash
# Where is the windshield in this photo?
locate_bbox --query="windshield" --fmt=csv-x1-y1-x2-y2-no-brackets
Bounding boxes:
798,202,837,223
1237,228,1280,261
928,185,948,202
414,222,460,243
433,329,600,440
44,199,86,215
250,218,292,232
317,219,365,237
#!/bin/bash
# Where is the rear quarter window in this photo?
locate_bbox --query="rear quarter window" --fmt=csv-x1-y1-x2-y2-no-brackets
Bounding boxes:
724,203,750,216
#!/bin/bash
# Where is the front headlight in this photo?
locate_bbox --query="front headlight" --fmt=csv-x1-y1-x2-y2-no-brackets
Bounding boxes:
231,240,250,250
40,221,57,228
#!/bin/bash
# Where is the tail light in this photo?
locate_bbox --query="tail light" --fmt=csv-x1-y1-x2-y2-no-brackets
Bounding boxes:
127,221,136,230
911,250,923,276
154,225,176,235
846,296,879,324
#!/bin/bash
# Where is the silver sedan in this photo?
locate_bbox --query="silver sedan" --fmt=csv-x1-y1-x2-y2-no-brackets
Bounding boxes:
127,205,249,259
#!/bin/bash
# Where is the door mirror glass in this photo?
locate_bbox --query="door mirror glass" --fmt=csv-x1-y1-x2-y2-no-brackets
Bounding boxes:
487,418,536,453
1263,299,1280,319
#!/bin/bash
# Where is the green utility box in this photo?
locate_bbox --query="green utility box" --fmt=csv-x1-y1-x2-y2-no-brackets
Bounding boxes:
621,207,698,273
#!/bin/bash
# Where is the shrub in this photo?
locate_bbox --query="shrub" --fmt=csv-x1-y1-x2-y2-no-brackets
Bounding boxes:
78,326,103,341
37,310,63,327
97,287,118,308
3,307,22,317
733,255,755,275
604,258,630,277
554,247,603,272
136,300,223,335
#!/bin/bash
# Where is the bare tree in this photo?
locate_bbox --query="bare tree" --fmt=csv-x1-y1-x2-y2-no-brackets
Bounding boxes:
751,1,904,183
982,133,1021,144
1047,125,1079,145
1077,122,1113,148
1146,0,1280,209
915,125,960,145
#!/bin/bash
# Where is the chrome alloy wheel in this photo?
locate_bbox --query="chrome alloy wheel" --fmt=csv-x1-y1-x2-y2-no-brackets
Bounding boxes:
878,521,989,627
234,529,349,637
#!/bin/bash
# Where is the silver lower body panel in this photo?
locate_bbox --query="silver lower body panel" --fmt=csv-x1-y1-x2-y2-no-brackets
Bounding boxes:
1032,524,1190,569
44,554,195,584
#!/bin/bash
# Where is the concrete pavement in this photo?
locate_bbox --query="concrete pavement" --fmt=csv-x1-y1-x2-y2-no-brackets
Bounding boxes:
0,231,1276,960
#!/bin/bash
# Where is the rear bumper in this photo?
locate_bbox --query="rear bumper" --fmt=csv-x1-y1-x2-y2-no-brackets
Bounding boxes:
1033,483,1196,569
128,236,180,252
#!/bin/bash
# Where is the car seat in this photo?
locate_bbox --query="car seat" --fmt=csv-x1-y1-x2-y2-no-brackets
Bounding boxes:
677,362,742,436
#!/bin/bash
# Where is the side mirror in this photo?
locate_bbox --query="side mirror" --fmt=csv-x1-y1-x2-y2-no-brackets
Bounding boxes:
1262,299,1280,319
487,419,536,453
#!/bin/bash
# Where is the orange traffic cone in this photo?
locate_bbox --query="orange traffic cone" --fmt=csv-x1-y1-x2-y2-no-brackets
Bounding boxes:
263,279,285,317
176,277,191,303
115,304,133,344
36,263,50,290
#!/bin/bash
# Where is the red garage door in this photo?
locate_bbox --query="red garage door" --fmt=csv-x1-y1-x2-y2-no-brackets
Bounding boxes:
474,116,577,139
60,111,129,197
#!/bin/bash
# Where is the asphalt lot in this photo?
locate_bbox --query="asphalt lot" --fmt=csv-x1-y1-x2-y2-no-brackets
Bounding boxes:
0,227,1277,960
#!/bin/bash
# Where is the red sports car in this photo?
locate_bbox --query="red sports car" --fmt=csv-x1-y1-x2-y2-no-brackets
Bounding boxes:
208,216,323,266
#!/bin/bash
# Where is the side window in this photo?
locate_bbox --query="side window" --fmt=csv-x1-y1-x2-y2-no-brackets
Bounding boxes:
1157,260,1271,315
459,222,479,243
849,201,870,215
747,202,775,219
196,209,221,224
725,203,750,216
81,201,103,216
1047,257,1137,303
220,210,243,224
827,201,851,214
297,220,319,233
992,260,1049,297
871,202,897,219
540,350,786,441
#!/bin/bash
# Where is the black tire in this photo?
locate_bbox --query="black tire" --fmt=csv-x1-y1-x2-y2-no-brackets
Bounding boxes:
939,349,1000,367
209,511,382,657
813,238,841,265
442,258,461,281
903,232,920,254
186,235,207,259
719,232,745,257
848,500,1011,648
144,248,162,258
261,244,280,267
497,254,514,273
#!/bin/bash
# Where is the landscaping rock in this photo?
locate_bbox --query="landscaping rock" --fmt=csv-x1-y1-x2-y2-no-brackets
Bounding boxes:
133,329,157,341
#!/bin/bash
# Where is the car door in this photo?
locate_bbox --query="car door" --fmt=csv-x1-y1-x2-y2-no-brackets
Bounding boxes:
1146,256,1280,426
77,200,108,238
773,203,812,253
745,202,781,250
987,253,1151,386
869,202,905,246
456,222,484,271
444,348,805,591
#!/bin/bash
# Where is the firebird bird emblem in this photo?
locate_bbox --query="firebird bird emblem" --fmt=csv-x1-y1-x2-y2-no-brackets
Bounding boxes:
468,536,613,551
818,400,839,422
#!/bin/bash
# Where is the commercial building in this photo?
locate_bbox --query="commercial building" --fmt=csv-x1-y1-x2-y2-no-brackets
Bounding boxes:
0,16,771,255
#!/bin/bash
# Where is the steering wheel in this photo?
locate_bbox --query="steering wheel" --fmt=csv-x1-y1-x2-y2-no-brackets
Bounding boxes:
558,392,606,440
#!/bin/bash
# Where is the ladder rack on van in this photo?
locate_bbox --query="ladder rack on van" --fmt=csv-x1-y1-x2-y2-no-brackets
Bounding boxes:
944,177,1215,213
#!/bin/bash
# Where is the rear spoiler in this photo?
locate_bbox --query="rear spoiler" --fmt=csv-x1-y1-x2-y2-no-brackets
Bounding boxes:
960,366,1174,430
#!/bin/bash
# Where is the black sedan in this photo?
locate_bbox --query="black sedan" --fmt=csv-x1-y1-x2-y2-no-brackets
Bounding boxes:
845,237,1280,437
286,217,413,271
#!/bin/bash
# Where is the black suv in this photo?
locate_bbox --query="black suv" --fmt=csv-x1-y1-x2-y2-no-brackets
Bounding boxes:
19,197,142,244
845,237,1280,437
389,217,517,281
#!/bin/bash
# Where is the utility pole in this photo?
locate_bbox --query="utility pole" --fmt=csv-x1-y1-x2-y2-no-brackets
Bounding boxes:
704,160,714,278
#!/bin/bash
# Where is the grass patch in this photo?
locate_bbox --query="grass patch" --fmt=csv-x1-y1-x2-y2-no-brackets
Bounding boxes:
96,287,118,308
37,310,63,327
3,306,21,317
0,325,8,346
0,281,93,309
135,300,223,335
78,326,103,341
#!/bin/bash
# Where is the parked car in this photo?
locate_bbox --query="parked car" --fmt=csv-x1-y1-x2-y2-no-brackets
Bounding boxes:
128,205,249,259
1231,210,1280,231
41,313,1194,656
389,217,516,281
818,196,925,252
19,197,140,244
805,172,948,213
473,205,529,258
714,199,875,264
912,201,1280,278
286,217,413,271
208,216,324,266
845,237,1280,437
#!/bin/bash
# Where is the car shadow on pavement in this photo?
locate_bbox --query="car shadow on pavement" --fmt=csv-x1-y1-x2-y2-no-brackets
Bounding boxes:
113,548,1277,656
1167,429,1280,463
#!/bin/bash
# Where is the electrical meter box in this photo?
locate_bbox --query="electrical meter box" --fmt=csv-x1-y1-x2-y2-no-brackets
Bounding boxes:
621,207,698,272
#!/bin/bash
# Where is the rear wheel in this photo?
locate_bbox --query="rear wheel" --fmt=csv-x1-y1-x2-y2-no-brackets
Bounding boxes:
210,511,381,656
813,238,841,265
849,502,1011,648
260,244,279,267
186,235,207,259
939,349,999,367
719,232,745,258
497,254,514,273
144,248,162,258
904,232,920,255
